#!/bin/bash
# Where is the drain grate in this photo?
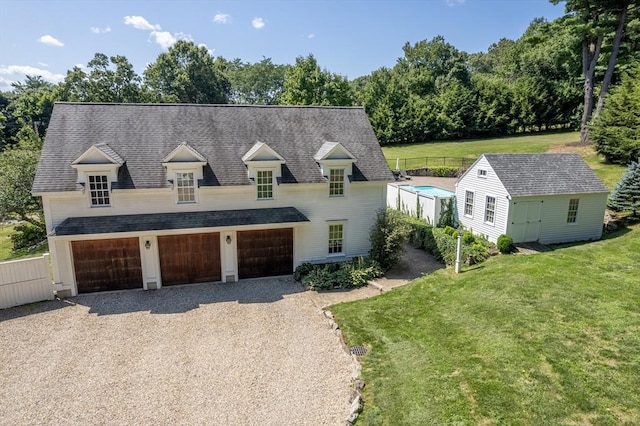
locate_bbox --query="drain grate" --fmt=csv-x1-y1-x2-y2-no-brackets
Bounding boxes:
350,345,368,356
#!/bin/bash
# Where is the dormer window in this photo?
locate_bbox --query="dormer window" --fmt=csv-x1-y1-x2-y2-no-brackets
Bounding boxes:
314,142,356,197
242,142,285,201
329,169,345,197
88,175,110,207
162,142,207,205
176,172,195,203
71,143,123,209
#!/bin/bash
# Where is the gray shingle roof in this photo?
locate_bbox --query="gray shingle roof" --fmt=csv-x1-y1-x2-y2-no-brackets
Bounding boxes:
482,153,609,196
54,207,309,236
33,103,393,193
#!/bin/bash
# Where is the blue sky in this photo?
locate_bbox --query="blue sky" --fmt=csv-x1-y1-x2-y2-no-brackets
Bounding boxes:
0,0,567,91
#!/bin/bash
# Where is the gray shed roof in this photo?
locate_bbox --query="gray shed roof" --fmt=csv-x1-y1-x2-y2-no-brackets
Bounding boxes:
33,103,393,193
482,153,609,197
54,207,309,236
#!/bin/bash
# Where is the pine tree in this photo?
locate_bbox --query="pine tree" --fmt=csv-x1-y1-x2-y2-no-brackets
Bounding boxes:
608,159,640,217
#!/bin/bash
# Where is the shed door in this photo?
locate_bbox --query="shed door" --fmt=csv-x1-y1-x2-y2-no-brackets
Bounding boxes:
158,233,221,286
511,201,543,243
72,238,142,293
237,228,293,279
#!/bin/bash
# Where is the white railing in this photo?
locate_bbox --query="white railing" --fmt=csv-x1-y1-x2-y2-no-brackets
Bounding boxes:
0,254,54,310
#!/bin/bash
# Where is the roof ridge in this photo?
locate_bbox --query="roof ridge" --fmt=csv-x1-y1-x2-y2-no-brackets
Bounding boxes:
53,101,364,110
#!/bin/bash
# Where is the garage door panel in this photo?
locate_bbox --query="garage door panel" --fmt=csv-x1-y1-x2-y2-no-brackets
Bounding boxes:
237,228,293,279
158,233,221,286
72,238,142,293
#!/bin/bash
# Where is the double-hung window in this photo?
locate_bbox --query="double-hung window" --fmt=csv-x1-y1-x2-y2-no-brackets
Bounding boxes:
88,175,110,207
257,170,273,200
484,196,496,224
176,172,195,203
567,198,579,223
328,224,344,255
464,191,474,217
329,169,345,197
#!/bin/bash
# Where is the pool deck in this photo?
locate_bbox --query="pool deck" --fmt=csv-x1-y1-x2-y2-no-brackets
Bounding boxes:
393,176,457,192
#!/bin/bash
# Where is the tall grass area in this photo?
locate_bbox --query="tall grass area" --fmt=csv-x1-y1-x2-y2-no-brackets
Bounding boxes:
332,225,640,425
382,131,626,188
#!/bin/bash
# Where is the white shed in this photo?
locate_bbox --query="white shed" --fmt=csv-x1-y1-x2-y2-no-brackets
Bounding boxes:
455,153,609,244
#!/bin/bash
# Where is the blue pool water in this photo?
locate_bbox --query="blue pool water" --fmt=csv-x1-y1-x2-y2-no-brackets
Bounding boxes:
402,185,454,198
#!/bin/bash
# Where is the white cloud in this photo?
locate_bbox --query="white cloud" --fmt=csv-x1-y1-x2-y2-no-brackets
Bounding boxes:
38,35,64,47
445,0,465,6
123,15,160,31
91,26,111,34
213,13,231,24
308,33,315,39
150,31,192,49
198,43,214,55
252,17,266,29
75,64,87,69
37,62,49,67
0,65,65,85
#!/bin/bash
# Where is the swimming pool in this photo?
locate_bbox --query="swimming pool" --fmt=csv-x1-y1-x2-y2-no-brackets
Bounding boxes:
401,185,454,198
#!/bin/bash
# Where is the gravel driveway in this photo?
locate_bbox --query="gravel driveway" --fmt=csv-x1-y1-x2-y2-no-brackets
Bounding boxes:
0,277,353,425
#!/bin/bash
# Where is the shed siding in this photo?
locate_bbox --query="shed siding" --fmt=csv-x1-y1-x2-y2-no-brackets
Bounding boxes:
509,193,607,244
455,157,509,242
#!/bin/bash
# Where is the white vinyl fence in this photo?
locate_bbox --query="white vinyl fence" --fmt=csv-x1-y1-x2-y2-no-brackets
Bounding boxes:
0,254,54,309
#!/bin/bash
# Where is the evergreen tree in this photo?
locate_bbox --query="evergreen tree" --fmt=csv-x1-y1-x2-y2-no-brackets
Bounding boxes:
608,158,640,216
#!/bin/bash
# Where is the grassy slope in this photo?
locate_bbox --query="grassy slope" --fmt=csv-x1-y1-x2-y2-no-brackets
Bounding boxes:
381,131,626,189
0,224,49,262
332,226,640,425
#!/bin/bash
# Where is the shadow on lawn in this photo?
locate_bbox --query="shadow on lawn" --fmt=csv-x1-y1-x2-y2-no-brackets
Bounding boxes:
551,223,635,251
73,276,306,316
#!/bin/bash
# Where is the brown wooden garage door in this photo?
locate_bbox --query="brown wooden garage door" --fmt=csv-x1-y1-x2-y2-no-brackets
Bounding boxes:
72,238,142,293
237,228,293,279
158,233,221,286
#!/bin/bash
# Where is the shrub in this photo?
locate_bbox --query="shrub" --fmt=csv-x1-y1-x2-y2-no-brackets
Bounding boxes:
427,166,460,177
462,230,476,245
10,221,46,251
432,228,457,265
302,266,335,290
464,242,490,265
497,234,514,254
444,226,457,237
437,198,456,228
293,262,315,281
369,208,410,270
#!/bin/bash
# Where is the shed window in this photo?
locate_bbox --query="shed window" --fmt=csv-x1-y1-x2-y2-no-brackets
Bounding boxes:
176,172,195,203
478,169,487,178
328,224,344,254
464,191,474,217
257,170,273,200
484,196,496,224
567,198,579,223
88,175,110,207
329,169,345,196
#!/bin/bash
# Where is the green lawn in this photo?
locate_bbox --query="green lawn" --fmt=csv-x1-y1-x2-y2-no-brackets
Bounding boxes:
332,226,640,425
382,131,626,189
0,224,49,262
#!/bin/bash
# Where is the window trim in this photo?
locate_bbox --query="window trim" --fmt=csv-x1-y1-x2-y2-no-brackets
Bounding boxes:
464,190,474,218
87,174,111,208
477,169,488,178
256,169,274,200
484,195,496,225
175,171,196,204
567,198,580,224
327,222,345,256
329,168,345,197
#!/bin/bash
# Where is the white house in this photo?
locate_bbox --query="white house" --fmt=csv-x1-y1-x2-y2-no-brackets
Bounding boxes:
32,103,393,296
455,153,609,244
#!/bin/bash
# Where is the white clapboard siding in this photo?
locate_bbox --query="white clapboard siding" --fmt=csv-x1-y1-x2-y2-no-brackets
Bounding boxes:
0,254,54,309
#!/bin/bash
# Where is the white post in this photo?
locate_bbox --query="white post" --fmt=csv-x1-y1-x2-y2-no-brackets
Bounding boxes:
455,234,462,273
